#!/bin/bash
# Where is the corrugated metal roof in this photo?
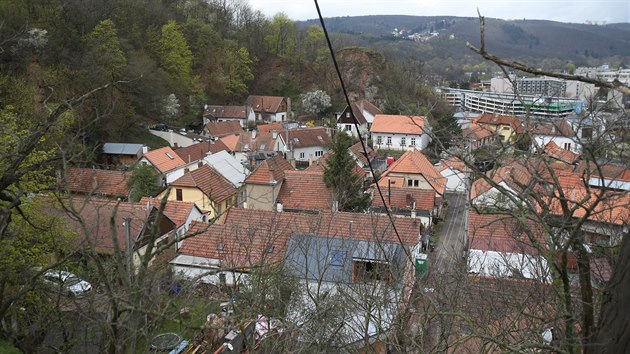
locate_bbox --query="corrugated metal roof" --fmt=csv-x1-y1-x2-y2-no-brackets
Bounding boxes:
203,150,249,187
102,143,143,155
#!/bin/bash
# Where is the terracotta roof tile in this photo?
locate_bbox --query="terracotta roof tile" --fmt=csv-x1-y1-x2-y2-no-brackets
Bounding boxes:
286,127,330,148
468,212,545,255
170,165,236,203
370,114,426,135
179,208,422,267
258,123,284,134
204,121,243,138
143,146,187,173
139,197,198,228
527,119,574,138
543,141,580,164
276,170,334,211
174,142,212,164
234,131,277,152
463,123,494,141
247,95,285,113
219,134,240,151
371,186,435,211
348,141,375,167
204,105,249,119
306,150,367,179
477,114,524,133
245,155,294,185
381,148,446,195
63,168,132,198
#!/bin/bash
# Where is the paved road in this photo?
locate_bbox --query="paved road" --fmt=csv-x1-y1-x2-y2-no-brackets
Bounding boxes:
432,192,468,274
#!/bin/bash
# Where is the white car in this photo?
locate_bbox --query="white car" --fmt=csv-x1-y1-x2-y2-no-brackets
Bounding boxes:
42,270,92,298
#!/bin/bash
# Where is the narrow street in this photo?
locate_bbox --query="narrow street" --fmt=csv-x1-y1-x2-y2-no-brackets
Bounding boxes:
432,192,468,274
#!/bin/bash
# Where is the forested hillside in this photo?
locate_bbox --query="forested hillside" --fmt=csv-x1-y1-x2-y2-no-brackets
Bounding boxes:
303,15,630,81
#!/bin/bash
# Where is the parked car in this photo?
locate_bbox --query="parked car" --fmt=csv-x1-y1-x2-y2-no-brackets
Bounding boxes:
42,269,92,298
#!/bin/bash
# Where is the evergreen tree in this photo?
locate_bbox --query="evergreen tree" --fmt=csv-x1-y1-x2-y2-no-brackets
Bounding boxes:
323,133,370,212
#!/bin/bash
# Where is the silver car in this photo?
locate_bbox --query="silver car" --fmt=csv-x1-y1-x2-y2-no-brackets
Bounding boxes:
42,270,92,298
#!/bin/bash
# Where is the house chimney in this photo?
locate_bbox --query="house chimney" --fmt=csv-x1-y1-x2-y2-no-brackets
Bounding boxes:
286,97,291,121
411,201,417,218
276,202,283,212
142,145,149,154
252,130,257,139
272,131,278,139
332,200,339,212
349,220,353,238
174,142,179,149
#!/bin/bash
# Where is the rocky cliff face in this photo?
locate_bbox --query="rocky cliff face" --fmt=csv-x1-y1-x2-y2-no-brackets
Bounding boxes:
337,47,387,106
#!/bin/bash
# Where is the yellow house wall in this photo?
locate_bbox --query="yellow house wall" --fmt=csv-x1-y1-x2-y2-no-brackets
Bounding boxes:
245,184,276,211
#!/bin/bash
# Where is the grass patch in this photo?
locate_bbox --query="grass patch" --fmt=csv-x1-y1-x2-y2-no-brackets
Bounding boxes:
122,125,170,150
0,339,20,354
160,297,222,340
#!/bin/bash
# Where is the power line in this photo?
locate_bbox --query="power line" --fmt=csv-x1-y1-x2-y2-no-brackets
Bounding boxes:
313,0,415,264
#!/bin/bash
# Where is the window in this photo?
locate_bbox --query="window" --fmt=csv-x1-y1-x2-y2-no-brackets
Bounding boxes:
414,180,419,187
345,125,352,131
266,245,275,254
353,260,391,282
400,137,406,146
165,152,175,160
315,150,323,157
410,138,416,146
564,142,572,150
407,179,413,187
219,273,227,286
299,152,305,159
581,127,593,139
330,251,346,266
502,126,510,131
176,188,183,201
376,136,382,145
217,243,225,251
346,112,350,118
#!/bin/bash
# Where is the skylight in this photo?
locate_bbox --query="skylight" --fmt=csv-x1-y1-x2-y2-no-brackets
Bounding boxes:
165,152,174,160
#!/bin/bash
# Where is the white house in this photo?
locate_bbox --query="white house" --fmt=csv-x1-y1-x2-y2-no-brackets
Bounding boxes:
203,105,255,128
140,146,198,185
336,99,382,139
437,157,469,192
246,95,288,123
370,114,431,151
528,119,580,153
281,127,331,164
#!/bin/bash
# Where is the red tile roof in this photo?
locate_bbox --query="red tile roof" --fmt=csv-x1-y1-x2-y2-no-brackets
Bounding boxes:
438,156,470,174
174,142,212,164
348,141,376,167
371,186,435,211
338,100,382,125
170,165,236,204
204,105,249,120
477,114,524,133
179,208,422,267
245,155,294,185
204,121,243,138
463,122,494,141
50,198,175,255
543,141,580,164
380,148,447,195
286,127,330,148
276,170,334,211
63,168,132,198
306,150,367,180
370,114,426,135
470,163,533,200
234,131,277,152
258,123,285,134
219,134,239,151
527,119,574,138
247,95,286,113
468,212,545,255
139,197,199,228
143,146,187,173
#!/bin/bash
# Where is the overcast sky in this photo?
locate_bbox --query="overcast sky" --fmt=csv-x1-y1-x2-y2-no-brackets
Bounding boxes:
247,0,629,24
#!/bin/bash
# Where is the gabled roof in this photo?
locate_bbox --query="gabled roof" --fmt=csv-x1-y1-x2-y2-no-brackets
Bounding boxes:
62,168,132,198
470,163,533,200
527,119,574,138
204,105,249,119
139,197,202,228
285,127,330,148
306,150,367,180
233,131,277,152
174,142,213,164
468,212,545,255
219,134,239,151
178,207,422,268
370,114,426,135
50,198,175,255
203,150,249,187
102,143,143,156
380,148,447,195
245,155,294,185
258,123,285,134
276,170,334,211
170,165,237,204
437,156,469,174
463,123,494,141
247,95,286,113
204,121,243,138
338,100,382,125
371,186,435,211
477,114,524,133
348,141,375,167
142,146,187,173
543,141,580,164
